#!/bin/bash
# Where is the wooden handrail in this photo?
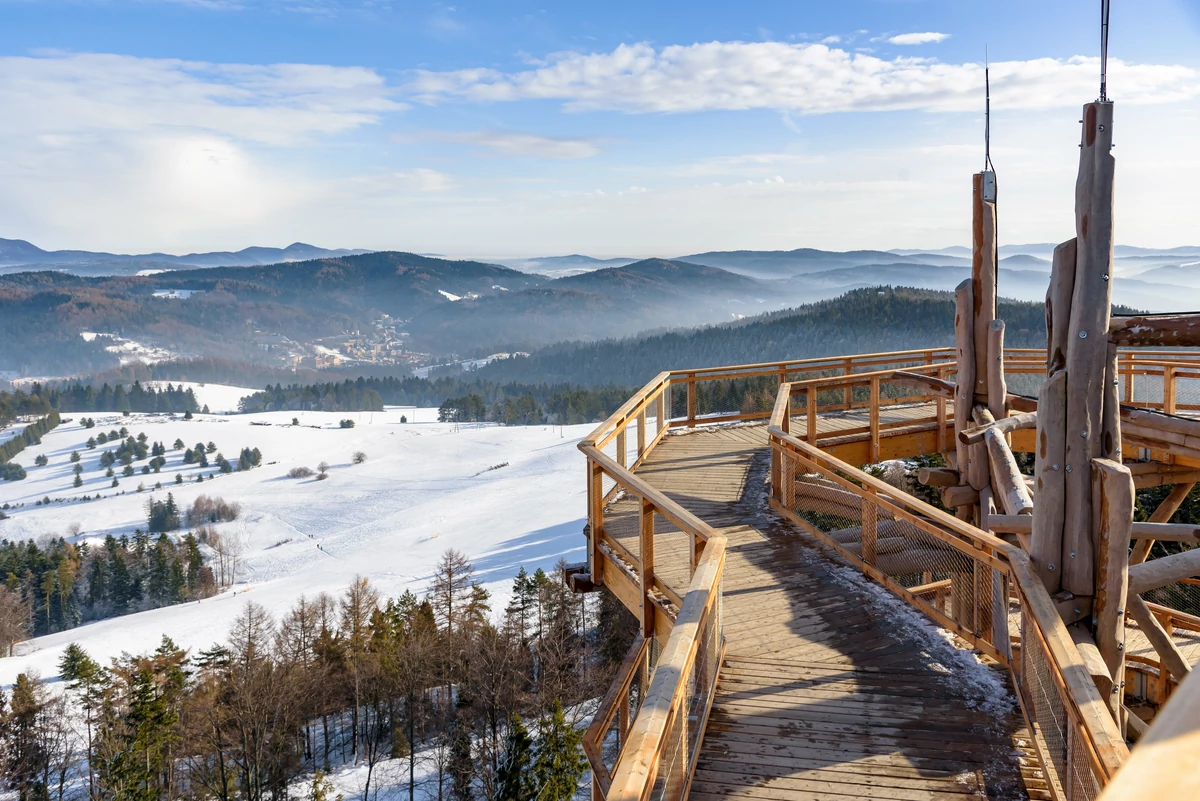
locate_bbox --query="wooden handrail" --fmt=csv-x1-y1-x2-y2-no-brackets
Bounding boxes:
606,536,726,800
768,378,1130,783
583,635,651,794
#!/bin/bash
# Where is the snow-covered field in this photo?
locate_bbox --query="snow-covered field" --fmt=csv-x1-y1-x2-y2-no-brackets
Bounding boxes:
144,380,262,413
0,402,591,687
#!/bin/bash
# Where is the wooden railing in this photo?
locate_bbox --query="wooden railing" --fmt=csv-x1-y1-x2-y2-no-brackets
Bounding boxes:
581,346,1200,801
767,380,1130,797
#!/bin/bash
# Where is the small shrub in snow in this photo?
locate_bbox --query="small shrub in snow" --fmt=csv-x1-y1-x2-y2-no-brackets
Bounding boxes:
352,451,366,464
339,419,355,428
288,467,314,479
34,454,48,466
186,495,241,526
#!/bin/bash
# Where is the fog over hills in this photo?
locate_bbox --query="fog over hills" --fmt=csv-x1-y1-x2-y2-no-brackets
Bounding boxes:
3,236,1199,379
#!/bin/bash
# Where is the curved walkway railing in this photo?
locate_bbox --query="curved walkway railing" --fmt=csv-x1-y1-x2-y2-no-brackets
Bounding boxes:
579,347,1200,801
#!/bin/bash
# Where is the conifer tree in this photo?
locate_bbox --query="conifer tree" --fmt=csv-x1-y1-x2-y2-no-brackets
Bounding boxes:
496,713,536,801
532,700,587,800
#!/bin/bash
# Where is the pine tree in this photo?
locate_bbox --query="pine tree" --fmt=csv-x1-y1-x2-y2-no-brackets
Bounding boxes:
496,713,536,801
2,673,49,801
70,451,80,463
74,474,83,488
448,698,476,801
532,700,587,800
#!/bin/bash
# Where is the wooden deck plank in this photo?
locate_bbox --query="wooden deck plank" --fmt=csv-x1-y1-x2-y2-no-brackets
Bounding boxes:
609,423,1031,800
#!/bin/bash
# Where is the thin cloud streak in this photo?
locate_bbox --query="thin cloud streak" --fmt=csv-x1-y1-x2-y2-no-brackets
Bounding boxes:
408,42,1200,114
402,128,606,159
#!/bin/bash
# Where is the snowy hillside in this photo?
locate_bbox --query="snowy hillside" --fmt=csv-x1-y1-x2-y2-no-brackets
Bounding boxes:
0,402,591,687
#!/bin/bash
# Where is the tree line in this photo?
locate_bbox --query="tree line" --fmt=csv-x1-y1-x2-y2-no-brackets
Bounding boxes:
0,551,635,801
241,377,632,426
463,287,1055,388
0,411,61,480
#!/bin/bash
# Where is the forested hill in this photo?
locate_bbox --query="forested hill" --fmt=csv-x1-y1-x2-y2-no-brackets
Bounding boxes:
459,287,1051,388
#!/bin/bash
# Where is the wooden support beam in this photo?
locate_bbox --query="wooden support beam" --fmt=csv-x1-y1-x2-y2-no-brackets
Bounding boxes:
1131,482,1195,565
954,279,976,479
987,319,1007,422
1128,593,1192,683
1092,458,1134,730
917,466,960,487
985,428,1034,515
1070,625,1115,700
972,172,997,405
961,411,1038,445
1109,312,1200,347
889,370,955,399
968,406,993,492
1062,102,1116,597
941,484,979,509
1132,468,1200,489
1033,369,1068,592
638,499,656,638
1128,548,1200,595
989,514,1200,543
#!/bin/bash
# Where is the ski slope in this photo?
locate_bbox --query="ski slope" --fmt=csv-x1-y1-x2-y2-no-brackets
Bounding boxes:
0,402,591,687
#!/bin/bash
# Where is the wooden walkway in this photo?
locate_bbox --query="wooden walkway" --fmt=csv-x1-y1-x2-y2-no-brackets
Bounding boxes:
604,424,1042,800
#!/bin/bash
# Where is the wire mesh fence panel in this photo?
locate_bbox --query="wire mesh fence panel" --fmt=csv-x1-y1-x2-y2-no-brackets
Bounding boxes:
1130,370,1165,408
1007,369,1047,398
1144,580,1200,620
1021,610,1069,798
650,703,688,801
1174,371,1200,411
1067,721,1104,801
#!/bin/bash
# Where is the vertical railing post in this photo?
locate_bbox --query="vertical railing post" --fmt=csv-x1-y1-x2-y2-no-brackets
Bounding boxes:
936,364,949,455
843,357,853,408
639,499,655,638
686,374,697,426
1164,366,1177,415
1123,356,1134,404
782,450,796,509
637,409,646,459
771,442,781,503
656,386,666,432
806,386,817,443
590,460,605,584
862,489,878,571
869,376,881,464
616,426,627,469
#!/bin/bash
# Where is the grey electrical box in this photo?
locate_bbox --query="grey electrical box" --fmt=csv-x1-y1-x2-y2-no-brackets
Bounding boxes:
982,171,997,202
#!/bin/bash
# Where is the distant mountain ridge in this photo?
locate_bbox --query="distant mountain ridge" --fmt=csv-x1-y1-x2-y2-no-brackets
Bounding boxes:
0,238,373,273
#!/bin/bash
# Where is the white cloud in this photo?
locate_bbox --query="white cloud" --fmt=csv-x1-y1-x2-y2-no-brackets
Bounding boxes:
888,32,950,46
821,35,842,45
407,128,604,159
408,41,1200,114
0,52,405,145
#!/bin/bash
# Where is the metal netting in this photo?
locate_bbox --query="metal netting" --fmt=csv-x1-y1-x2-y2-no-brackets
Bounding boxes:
648,577,722,801
1021,611,1069,797
1172,370,1200,412
1067,722,1103,801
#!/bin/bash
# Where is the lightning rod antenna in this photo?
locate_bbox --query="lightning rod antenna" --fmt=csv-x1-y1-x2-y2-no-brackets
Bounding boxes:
984,45,992,173
1100,0,1111,101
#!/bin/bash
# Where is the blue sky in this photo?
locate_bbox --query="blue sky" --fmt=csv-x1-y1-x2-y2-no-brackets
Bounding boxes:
1,0,1198,256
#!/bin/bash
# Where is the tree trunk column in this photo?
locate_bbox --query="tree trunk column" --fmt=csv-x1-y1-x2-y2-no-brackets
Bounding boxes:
1063,101,1117,598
